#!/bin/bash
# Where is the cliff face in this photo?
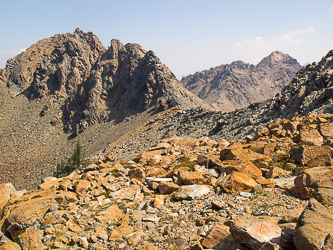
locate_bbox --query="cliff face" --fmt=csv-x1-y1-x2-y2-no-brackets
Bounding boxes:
62,38,212,134
181,51,301,112
5,28,211,135
0,29,212,190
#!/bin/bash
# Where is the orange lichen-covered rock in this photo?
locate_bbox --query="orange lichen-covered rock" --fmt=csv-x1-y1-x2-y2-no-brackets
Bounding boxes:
202,224,231,249
95,204,124,224
220,144,272,167
179,171,205,185
217,160,262,180
217,172,258,193
295,126,323,145
290,145,332,167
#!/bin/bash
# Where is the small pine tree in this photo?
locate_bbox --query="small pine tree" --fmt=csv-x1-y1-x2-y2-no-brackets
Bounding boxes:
68,140,85,172
54,160,66,177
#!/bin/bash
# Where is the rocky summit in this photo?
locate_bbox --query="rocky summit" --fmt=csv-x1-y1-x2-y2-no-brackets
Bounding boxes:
181,51,301,112
0,28,211,190
1,112,333,250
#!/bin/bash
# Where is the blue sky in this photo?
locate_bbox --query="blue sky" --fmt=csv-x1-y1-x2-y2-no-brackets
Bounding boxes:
0,0,332,79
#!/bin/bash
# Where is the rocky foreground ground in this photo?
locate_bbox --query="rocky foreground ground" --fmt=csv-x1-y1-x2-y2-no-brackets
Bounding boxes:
1,112,333,250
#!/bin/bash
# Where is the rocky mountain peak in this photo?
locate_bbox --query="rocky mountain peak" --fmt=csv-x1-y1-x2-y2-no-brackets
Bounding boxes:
6,29,105,99
2,29,211,136
181,51,301,112
0,30,213,191
257,50,298,68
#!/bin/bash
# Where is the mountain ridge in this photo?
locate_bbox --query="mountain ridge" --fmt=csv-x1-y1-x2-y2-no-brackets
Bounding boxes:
0,28,212,190
181,51,301,112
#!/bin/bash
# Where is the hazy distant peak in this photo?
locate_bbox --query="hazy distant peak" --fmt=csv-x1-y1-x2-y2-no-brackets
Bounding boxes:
257,50,298,68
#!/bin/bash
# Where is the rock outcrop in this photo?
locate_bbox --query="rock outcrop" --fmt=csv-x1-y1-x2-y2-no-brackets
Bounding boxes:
181,51,301,112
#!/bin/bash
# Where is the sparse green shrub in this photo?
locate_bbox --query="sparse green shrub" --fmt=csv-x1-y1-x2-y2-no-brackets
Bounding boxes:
148,236,154,242
54,140,85,177
279,160,287,170
12,228,26,242
99,190,111,198
54,160,66,177
320,200,329,206
173,156,196,171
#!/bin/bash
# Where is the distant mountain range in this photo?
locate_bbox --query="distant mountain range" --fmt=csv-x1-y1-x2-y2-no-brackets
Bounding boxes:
181,51,302,112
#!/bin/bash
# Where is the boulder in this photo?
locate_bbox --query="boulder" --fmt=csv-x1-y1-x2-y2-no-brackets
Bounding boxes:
126,230,146,246
201,224,231,249
266,167,290,179
109,225,134,240
146,167,167,178
138,243,156,250
0,183,16,209
95,204,124,224
274,177,297,189
73,179,91,195
0,242,21,250
320,122,333,138
290,145,332,167
293,199,333,250
217,172,258,193
38,177,60,190
257,178,276,188
296,127,323,146
220,145,272,167
217,160,262,180
2,195,57,238
179,171,205,185
230,218,282,250
158,182,179,194
145,177,173,183
17,228,46,250
293,167,333,204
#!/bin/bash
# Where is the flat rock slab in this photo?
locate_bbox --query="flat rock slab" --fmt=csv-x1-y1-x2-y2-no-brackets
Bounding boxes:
145,177,173,183
142,215,160,222
95,204,123,224
173,185,210,200
274,176,296,189
230,218,282,250
111,187,140,201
